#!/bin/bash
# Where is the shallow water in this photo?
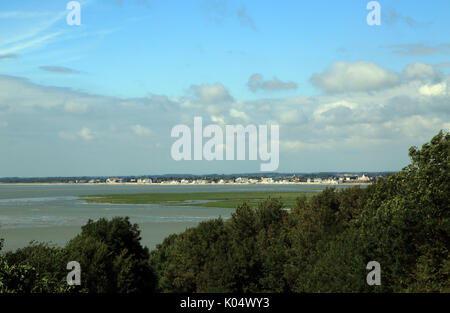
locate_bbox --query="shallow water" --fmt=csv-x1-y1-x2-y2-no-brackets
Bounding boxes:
0,184,334,251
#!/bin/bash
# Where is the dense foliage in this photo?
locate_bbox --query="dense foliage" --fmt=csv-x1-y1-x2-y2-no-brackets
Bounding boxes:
1,217,156,293
0,131,448,293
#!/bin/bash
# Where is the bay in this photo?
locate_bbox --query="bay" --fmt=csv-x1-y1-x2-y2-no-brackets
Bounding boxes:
0,184,332,252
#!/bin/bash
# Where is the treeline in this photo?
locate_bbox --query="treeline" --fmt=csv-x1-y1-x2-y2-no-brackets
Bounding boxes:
0,131,448,293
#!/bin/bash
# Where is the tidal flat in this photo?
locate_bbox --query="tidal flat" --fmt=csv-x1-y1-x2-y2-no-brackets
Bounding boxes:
0,184,334,251
80,191,320,208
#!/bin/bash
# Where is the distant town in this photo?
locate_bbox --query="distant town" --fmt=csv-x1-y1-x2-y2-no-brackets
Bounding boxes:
0,172,394,185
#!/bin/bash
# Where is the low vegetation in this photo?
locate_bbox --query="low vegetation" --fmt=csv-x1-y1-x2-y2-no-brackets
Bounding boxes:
80,191,320,209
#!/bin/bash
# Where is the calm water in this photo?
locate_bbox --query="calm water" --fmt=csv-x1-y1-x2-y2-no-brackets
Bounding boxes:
0,184,335,252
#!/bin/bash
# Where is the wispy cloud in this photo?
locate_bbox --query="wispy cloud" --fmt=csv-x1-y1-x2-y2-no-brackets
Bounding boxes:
39,66,81,74
203,0,228,25
113,0,151,7
384,8,420,28
0,32,62,55
386,44,450,56
237,6,257,31
0,53,18,60
0,11,53,19
435,62,450,68
0,7,69,57
0,10,66,47
203,0,256,29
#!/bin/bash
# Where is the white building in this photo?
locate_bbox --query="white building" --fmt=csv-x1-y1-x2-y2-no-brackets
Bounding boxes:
137,178,152,184
359,174,370,182
106,177,122,183
261,177,274,184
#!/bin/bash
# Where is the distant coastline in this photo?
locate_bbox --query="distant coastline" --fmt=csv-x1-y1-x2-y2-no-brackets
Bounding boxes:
0,182,371,186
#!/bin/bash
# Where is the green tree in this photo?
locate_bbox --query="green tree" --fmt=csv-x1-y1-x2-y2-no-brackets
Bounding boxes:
358,130,449,292
65,217,156,293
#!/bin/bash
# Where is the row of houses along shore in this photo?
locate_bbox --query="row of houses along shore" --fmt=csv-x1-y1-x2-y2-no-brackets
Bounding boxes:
79,174,374,185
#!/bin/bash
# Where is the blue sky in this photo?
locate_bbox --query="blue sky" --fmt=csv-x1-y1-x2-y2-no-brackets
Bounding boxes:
0,0,449,176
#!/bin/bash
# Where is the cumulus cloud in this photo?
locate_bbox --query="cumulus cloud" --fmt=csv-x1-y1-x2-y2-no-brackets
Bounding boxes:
0,75,69,109
1,61,449,175
403,62,437,81
277,110,306,125
0,74,170,114
188,83,233,104
313,100,359,123
310,61,399,93
419,82,447,96
229,108,249,121
247,74,297,92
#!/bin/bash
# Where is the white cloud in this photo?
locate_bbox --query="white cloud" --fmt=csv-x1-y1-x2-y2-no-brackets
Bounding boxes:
229,108,249,121
211,115,226,125
0,32,62,55
277,110,303,125
131,124,152,137
419,82,447,96
64,102,89,114
1,64,449,176
311,61,399,93
384,115,446,140
78,127,94,141
58,131,77,141
403,62,436,80
281,140,318,151
314,100,359,122
247,74,297,92
188,83,233,104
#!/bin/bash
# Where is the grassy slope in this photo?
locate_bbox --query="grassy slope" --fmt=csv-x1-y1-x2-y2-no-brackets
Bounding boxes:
80,191,321,208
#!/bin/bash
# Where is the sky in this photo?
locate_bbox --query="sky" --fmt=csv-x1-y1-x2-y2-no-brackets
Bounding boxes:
0,0,449,177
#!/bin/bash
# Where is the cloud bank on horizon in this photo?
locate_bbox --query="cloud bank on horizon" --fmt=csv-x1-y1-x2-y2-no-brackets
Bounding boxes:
0,0,449,176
